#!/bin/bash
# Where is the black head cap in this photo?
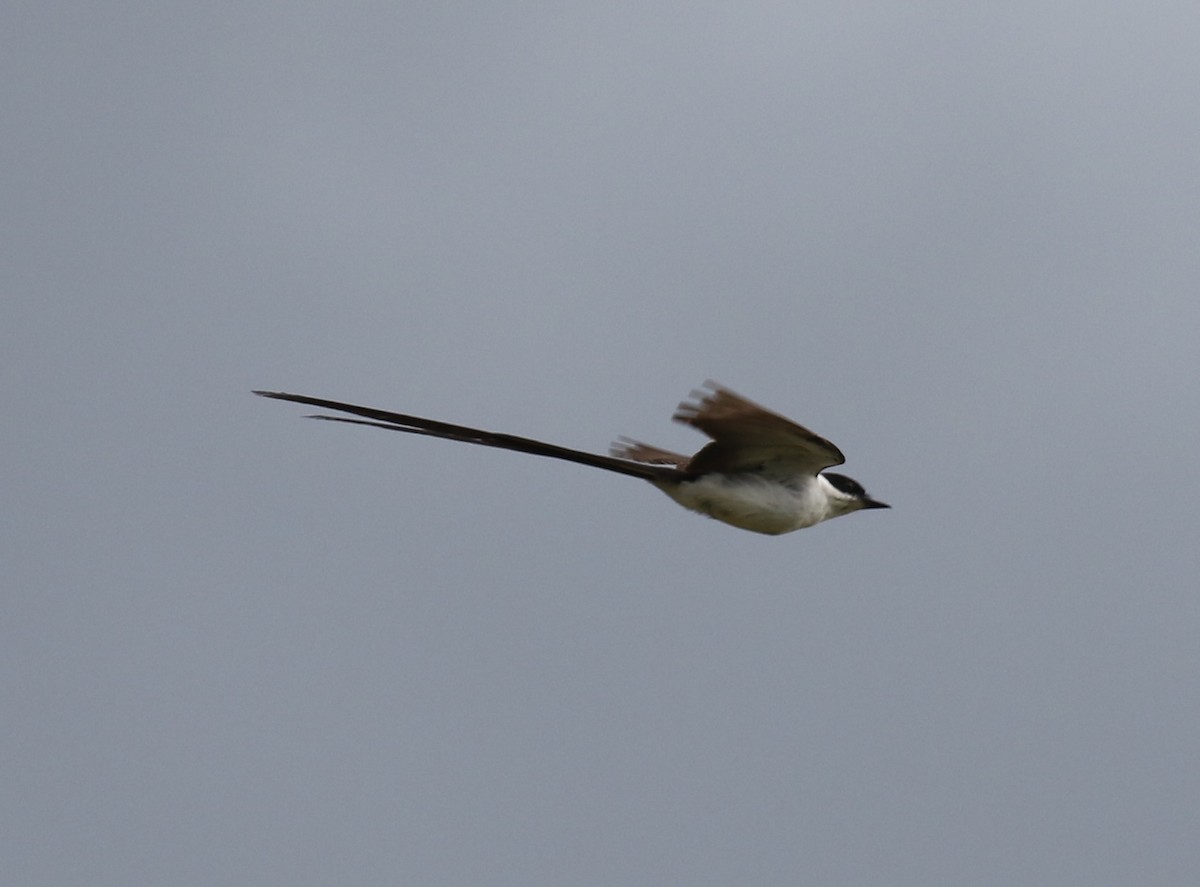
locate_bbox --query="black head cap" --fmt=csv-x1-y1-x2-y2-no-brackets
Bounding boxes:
823,472,889,509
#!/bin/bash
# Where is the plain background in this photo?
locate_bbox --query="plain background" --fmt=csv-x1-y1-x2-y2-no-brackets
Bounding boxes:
5,3,1199,884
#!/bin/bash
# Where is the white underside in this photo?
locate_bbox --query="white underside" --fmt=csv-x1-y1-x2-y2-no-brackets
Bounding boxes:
655,473,837,536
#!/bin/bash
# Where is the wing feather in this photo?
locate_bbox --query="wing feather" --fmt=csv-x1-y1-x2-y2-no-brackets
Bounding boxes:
609,436,691,468
673,381,845,474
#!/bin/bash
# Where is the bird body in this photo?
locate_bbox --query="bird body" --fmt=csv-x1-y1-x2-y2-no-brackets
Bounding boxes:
656,471,871,535
255,381,887,536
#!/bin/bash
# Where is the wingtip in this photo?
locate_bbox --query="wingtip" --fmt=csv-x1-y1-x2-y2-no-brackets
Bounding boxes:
673,380,723,423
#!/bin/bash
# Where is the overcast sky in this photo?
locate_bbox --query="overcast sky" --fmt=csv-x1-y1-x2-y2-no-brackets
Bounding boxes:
5,2,1200,885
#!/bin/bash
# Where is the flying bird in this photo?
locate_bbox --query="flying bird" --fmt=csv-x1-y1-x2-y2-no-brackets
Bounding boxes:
254,381,888,536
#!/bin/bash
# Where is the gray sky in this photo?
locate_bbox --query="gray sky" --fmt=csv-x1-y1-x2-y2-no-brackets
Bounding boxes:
5,2,1199,884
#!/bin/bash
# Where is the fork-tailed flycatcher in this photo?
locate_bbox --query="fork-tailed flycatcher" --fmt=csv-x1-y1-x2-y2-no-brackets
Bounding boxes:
254,381,888,535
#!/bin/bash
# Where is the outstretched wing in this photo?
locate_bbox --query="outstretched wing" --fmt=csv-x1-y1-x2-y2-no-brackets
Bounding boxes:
609,436,691,468
672,381,845,475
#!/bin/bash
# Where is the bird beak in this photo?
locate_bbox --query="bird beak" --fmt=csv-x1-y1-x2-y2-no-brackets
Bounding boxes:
861,498,890,510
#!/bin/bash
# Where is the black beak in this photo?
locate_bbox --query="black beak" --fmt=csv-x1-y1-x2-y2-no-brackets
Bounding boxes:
861,498,890,510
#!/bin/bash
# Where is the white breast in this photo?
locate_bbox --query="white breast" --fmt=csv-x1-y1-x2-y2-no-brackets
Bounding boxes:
655,474,830,536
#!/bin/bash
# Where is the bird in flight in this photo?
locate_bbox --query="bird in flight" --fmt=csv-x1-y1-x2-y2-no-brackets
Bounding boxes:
254,381,888,536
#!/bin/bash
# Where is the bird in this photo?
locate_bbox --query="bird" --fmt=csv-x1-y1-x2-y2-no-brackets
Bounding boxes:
253,381,888,536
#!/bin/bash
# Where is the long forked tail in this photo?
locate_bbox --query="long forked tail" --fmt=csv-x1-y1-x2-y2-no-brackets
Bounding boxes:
253,391,672,482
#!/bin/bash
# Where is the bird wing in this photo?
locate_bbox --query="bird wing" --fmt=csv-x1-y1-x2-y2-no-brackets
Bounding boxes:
609,436,692,468
673,381,845,474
